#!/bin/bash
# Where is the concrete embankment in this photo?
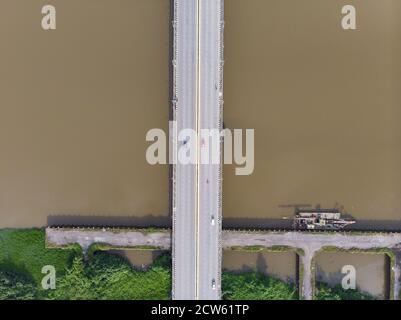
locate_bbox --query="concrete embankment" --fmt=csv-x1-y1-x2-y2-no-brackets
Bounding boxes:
46,227,171,251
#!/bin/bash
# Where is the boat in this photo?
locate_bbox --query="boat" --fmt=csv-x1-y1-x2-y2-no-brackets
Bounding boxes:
293,211,355,230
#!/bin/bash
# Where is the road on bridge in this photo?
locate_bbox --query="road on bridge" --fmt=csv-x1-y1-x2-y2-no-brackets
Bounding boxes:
172,0,223,300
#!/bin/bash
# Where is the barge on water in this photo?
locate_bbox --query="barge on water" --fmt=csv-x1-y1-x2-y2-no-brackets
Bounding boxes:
293,211,356,230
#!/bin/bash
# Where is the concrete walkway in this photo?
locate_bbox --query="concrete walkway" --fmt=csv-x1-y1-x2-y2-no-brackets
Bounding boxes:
46,228,171,251
394,251,401,300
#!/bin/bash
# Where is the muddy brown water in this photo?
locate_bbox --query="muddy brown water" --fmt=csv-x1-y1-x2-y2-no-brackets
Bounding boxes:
0,0,170,228
223,0,401,222
107,250,165,270
223,250,297,283
315,252,389,299
1,1,400,230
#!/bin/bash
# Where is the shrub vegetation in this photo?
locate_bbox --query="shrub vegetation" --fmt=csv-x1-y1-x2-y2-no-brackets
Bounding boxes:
1,229,300,300
48,252,171,300
0,269,38,300
315,282,374,300
222,271,298,300
0,229,171,300
0,229,78,289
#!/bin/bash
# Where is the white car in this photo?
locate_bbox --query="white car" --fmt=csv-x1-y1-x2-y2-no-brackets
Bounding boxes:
211,215,215,226
212,279,216,290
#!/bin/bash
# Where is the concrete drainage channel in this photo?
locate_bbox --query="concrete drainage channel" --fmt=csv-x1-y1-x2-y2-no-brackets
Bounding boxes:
47,227,401,300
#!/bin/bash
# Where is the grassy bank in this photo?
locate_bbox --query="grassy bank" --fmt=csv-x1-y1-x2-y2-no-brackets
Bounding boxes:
222,271,298,300
0,229,171,300
48,252,171,300
0,229,79,286
227,245,304,256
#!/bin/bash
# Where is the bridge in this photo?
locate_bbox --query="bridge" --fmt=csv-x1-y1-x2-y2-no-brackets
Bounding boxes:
171,0,224,300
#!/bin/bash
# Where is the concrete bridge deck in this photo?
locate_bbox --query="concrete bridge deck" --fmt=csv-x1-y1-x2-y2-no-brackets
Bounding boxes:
172,0,223,300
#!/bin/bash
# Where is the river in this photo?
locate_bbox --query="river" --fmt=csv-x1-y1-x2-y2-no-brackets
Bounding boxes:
223,0,401,225
0,0,170,228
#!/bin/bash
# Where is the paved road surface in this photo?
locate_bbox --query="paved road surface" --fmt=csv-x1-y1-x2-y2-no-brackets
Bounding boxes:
198,0,223,300
172,0,223,300
172,0,198,300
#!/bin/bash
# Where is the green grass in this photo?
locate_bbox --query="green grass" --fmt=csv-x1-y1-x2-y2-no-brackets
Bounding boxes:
0,229,79,287
315,282,374,300
229,245,266,252
228,245,305,256
0,228,171,300
48,252,171,300
222,271,298,300
2,229,308,300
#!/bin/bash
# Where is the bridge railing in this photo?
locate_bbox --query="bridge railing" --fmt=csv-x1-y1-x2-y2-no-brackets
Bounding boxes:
216,0,225,298
171,0,179,299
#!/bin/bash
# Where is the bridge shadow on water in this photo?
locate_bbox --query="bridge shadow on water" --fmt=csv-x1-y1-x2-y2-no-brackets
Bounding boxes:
47,214,172,228
222,218,401,232
48,215,401,232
